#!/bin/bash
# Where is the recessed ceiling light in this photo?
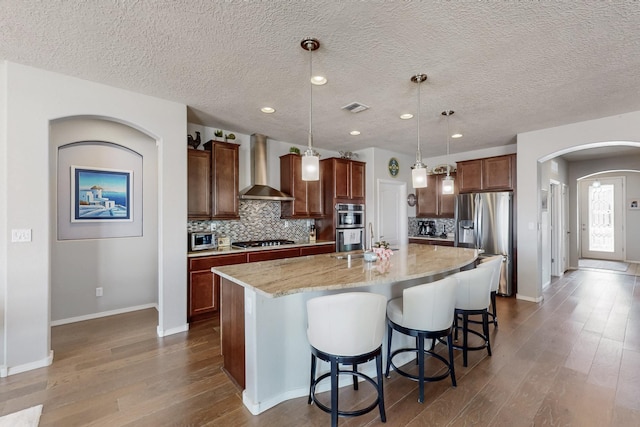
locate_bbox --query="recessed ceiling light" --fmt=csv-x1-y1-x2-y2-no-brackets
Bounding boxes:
400,113,413,120
311,75,327,85
451,133,463,138
350,130,361,136
261,107,275,113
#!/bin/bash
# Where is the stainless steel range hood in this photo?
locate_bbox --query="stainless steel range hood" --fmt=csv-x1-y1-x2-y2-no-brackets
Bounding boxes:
239,134,295,201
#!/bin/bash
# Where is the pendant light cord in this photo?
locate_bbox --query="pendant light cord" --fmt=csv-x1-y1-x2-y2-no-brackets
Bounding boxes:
308,44,313,150
446,111,451,176
416,79,422,163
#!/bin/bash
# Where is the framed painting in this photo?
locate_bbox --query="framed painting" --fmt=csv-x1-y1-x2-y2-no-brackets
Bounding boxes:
71,166,133,222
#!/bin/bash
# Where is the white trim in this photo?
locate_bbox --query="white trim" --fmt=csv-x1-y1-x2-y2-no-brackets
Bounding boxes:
50,303,158,326
3,350,53,377
157,323,189,337
516,293,543,303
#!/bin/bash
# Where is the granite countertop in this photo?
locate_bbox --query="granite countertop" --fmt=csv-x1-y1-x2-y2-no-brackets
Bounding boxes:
213,244,478,298
188,240,335,258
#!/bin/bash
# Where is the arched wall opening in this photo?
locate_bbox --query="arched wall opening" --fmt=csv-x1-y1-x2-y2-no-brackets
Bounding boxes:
517,110,640,302
50,117,159,330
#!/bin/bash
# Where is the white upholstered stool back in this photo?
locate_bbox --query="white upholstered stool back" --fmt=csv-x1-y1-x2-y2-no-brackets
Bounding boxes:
451,267,493,311
477,255,502,293
307,292,387,357
387,277,458,331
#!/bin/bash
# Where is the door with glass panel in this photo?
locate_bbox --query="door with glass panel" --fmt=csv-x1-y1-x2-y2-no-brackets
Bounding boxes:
579,177,625,260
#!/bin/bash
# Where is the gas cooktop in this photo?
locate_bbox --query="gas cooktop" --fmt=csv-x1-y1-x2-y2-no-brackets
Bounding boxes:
232,239,296,248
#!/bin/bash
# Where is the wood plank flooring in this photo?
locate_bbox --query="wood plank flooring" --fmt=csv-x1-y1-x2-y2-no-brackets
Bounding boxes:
1,265,640,426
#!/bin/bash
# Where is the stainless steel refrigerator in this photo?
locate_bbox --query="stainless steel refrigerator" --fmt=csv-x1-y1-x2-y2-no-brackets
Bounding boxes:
455,192,513,296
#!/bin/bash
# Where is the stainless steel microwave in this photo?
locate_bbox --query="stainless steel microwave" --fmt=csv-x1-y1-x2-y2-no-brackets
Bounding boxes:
189,232,217,251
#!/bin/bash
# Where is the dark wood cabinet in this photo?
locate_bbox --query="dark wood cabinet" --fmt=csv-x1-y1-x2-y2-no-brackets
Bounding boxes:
188,141,240,220
409,238,454,247
416,173,457,218
457,154,515,193
279,154,324,218
323,158,366,202
210,141,240,219
187,150,211,219
187,243,334,322
188,253,247,322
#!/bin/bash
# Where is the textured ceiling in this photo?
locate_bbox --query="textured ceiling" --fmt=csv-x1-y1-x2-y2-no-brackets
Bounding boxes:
2,1,640,158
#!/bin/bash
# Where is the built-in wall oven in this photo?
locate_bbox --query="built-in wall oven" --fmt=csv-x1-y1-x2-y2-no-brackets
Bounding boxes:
335,203,365,252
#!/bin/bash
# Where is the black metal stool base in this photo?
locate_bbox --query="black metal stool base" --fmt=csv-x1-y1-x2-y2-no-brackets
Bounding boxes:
308,346,386,426
451,308,492,367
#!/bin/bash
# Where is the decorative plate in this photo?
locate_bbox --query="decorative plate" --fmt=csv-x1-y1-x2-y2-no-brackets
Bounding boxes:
407,193,417,207
388,157,399,177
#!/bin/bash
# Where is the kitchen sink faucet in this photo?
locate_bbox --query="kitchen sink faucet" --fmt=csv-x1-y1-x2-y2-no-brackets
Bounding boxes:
367,222,374,251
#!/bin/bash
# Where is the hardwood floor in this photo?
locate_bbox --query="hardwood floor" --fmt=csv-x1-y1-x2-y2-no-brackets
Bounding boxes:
1,266,640,426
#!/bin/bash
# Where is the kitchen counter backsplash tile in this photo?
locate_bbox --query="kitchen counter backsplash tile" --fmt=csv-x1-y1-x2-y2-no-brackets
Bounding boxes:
408,217,455,237
188,200,313,242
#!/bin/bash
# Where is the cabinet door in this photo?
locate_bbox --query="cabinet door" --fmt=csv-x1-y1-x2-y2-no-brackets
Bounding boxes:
280,154,308,217
416,175,438,217
300,244,334,256
483,155,514,190
333,159,350,199
211,142,239,219
457,159,483,193
350,161,366,200
438,173,457,218
247,247,300,262
187,150,211,218
306,177,324,216
189,270,217,317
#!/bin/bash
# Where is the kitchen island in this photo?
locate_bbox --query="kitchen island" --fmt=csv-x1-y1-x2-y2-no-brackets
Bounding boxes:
213,243,478,415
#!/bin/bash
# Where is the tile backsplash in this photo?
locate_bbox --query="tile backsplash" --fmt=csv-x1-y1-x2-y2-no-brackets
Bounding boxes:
408,217,455,236
188,200,313,242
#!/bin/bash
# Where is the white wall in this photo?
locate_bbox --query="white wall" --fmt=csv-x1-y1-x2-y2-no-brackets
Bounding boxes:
50,119,159,322
1,61,187,375
517,111,640,302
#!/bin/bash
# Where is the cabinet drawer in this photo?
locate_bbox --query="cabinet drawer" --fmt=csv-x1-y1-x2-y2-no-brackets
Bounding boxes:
248,248,300,262
189,253,248,271
300,245,334,256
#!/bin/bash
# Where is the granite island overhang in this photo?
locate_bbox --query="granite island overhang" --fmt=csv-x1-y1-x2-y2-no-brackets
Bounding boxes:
213,244,478,415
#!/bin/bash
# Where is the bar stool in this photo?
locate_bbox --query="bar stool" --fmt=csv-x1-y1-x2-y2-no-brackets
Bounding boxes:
450,267,494,367
477,255,503,327
385,277,458,403
307,292,387,426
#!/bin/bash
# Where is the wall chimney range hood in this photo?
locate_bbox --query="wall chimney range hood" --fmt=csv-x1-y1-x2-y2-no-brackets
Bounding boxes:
239,134,295,201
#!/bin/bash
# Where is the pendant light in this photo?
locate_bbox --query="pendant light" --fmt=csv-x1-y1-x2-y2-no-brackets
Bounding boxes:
441,110,455,195
411,74,428,188
301,37,320,181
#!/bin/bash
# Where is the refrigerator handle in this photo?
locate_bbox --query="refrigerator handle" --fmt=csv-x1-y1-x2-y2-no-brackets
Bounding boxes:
475,194,482,250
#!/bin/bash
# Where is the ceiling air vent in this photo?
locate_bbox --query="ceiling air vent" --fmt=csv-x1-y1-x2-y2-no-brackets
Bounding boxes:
341,102,370,113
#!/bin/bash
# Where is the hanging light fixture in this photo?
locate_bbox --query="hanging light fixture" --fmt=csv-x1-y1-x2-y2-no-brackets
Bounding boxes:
441,110,455,195
301,37,320,181
410,73,429,188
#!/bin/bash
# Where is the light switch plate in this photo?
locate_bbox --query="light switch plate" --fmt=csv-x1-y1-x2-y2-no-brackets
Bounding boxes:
11,229,32,242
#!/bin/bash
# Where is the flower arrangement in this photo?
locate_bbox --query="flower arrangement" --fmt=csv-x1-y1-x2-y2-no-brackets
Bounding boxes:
372,240,394,261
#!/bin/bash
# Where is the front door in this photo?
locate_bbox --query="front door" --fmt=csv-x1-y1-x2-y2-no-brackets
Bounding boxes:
579,177,625,261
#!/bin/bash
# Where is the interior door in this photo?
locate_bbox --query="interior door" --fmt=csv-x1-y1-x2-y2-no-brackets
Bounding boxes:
377,180,406,247
579,177,625,260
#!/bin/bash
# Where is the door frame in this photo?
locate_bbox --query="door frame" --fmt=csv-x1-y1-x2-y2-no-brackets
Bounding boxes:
578,176,626,261
376,179,407,247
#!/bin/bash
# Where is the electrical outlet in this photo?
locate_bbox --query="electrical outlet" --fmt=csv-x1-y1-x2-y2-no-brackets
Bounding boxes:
11,229,32,242
96,287,103,297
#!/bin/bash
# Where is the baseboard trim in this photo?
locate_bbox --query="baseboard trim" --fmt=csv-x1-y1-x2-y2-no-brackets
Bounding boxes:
4,350,53,377
516,293,543,303
157,323,189,337
50,303,158,326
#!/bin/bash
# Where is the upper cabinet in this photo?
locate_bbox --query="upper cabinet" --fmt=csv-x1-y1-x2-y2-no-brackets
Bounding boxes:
210,141,240,219
188,141,240,220
279,154,324,218
322,158,366,202
416,173,457,218
457,154,516,193
188,150,211,219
